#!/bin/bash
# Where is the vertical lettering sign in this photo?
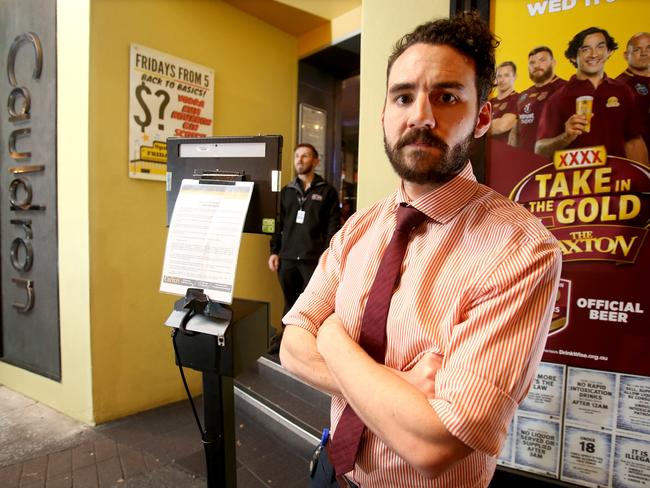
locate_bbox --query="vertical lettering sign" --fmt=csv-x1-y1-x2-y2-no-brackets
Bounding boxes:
129,44,214,181
1,0,60,380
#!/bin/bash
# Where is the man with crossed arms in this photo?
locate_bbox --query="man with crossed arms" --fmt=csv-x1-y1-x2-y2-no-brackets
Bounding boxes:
281,12,561,488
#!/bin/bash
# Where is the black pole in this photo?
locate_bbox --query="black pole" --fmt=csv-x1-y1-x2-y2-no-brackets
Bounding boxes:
202,372,236,487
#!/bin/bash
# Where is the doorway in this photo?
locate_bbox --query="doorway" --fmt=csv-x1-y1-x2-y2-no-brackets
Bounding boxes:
297,34,360,223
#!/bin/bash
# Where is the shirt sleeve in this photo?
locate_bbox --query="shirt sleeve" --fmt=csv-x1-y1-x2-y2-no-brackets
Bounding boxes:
430,234,562,457
536,92,564,140
505,93,519,115
621,83,644,142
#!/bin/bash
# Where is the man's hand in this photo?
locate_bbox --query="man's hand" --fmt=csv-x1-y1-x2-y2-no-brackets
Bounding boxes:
316,313,349,359
268,254,280,272
536,113,592,157
393,353,443,399
563,113,590,142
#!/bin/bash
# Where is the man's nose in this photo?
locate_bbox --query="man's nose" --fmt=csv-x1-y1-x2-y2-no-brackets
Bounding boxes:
407,94,435,129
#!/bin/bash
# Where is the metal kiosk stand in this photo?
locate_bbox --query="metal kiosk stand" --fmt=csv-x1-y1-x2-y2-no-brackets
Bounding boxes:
169,289,268,488
164,136,282,487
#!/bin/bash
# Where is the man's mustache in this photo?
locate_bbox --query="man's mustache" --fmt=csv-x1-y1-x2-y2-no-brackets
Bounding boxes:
395,128,448,152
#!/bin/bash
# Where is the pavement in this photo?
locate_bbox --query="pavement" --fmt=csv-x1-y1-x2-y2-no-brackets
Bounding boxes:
0,384,309,488
0,383,558,488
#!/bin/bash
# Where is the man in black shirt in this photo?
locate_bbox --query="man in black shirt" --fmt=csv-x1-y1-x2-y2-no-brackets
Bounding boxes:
268,143,340,353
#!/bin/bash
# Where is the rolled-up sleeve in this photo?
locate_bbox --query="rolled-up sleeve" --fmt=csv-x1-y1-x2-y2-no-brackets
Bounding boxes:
430,235,561,457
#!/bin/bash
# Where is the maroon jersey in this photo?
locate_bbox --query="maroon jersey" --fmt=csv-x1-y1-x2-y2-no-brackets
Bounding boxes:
537,74,643,158
489,91,518,142
616,69,650,152
514,77,566,153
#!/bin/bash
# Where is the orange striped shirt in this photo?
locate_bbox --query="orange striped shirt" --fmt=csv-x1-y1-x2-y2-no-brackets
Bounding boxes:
284,163,562,487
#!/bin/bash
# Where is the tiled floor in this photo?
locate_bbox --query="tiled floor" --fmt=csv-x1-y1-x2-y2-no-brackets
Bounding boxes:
0,385,310,488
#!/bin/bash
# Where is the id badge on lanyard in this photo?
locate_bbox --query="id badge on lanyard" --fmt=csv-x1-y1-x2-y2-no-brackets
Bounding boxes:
296,194,306,224
296,209,305,224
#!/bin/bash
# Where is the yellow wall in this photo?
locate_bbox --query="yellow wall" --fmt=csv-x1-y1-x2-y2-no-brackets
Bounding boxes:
89,0,294,422
357,0,450,208
494,0,648,94
298,6,362,58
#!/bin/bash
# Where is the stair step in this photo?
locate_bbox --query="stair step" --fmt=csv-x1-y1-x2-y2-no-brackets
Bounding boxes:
234,355,330,458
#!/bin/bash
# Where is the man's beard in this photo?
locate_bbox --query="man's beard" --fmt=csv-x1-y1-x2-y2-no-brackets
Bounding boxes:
530,66,553,84
383,127,474,185
295,163,313,175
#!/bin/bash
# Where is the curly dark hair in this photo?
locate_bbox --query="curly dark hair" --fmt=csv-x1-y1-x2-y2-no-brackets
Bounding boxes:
386,11,499,104
565,27,618,67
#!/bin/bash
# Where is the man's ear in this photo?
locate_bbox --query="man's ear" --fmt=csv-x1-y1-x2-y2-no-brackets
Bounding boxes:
474,101,492,138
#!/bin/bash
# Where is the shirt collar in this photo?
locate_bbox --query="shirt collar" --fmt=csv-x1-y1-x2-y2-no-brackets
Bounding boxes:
568,73,614,86
394,162,479,224
623,68,650,79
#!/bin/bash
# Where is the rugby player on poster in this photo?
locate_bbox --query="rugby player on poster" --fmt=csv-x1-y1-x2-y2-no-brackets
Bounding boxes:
535,27,648,164
488,61,518,142
616,32,650,155
508,47,566,153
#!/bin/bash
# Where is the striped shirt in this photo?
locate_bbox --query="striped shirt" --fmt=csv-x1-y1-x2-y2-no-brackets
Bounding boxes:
284,163,562,487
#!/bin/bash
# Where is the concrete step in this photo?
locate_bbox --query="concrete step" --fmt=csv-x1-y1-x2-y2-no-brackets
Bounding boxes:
234,355,329,459
232,357,575,488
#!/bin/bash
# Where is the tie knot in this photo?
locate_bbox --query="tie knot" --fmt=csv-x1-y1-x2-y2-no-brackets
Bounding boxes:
395,204,428,234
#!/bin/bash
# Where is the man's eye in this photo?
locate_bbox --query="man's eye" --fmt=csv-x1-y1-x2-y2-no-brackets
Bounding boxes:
439,93,458,104
395,94,412,105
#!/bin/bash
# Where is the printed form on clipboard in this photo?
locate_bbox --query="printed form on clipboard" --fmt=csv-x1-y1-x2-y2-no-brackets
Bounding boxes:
160,179,254,305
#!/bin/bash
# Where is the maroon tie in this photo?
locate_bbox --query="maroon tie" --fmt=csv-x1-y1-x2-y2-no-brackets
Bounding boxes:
329,203,429,476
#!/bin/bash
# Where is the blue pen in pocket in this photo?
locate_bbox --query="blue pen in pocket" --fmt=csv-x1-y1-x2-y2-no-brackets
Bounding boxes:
309,428,330,477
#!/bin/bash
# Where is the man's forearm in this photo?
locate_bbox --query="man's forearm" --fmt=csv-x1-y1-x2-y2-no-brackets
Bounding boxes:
535,133,571,158
279,325,341,395
318,320,471,478
625,137,649,165
507,121,518,147
489,114,516,135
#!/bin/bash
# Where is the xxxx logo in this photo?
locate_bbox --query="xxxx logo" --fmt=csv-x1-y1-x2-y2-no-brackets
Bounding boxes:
554,146,607,170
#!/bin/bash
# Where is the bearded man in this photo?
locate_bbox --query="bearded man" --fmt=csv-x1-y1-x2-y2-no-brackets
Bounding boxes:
509,46,566,153
280,12,561,488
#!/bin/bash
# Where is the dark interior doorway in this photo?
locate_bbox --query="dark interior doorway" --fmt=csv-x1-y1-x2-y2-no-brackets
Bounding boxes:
297,34,360,223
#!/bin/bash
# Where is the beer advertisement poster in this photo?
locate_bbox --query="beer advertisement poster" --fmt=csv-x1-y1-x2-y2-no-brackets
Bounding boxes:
490,1,650,485
128,44,214,181
489,1,649,376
